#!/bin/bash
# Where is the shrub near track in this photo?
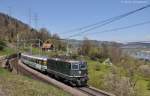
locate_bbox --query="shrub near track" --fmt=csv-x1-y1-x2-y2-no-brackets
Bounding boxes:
86,58,150,96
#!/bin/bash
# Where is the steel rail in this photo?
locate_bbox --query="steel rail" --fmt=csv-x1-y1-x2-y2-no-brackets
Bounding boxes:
77,86,116,96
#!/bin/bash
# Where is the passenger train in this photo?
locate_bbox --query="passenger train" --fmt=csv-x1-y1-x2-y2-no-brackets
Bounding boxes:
21,53,88,86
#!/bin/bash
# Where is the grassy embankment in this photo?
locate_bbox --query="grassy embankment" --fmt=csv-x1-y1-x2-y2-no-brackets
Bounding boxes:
0,68,71,96
0,48,14,56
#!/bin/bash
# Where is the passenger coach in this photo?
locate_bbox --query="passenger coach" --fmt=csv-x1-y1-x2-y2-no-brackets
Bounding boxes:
21,53,47,72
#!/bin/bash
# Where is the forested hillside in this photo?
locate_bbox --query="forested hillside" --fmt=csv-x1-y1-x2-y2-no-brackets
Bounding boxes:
0,12,67,52
0,12,50,42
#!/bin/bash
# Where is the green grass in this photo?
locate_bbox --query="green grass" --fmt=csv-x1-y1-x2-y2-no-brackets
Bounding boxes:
134,77,150,96
0,48,15,56
0,68,71,96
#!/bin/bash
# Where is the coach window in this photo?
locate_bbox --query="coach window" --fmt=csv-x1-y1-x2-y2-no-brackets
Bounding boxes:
39,60,42,64
41,60,44,65
68,64,71,69
32,59,34,62
71,63,79,70
43,61,47,65
31,58,34,62
35,59,38,63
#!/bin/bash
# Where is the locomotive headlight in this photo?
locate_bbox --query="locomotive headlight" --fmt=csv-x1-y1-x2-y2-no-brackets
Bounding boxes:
78,71,81,74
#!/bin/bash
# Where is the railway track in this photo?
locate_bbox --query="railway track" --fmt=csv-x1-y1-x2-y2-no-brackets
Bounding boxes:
7,58,115,96
77,86,115,96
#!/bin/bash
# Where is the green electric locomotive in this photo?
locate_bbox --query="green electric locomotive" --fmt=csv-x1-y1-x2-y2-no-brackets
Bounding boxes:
47,58,88,86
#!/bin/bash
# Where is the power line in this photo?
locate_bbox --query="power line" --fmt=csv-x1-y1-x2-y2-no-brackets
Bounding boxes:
76,21,150,38
59,16,120,35
68,4,150,38
62,4,150,38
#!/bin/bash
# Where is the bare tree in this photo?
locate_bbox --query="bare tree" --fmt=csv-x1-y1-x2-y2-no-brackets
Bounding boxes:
79,37,92,56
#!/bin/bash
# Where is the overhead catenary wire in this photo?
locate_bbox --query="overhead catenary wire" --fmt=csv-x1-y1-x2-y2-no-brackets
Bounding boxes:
61,4,150,56
82,21,150,36
59,15,123,35
61,4,150,38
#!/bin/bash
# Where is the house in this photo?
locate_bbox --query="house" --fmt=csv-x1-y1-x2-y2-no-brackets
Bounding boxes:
42,41,54,51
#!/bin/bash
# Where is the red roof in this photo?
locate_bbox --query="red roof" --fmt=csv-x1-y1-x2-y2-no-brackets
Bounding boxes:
42,43,53,49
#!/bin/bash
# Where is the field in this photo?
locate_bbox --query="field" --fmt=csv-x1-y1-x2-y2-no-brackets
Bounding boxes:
0,68,71,96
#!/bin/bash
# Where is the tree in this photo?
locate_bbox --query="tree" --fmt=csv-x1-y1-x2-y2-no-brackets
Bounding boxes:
139,65,150,78
79,37,92,56
0,13,41,42
38,28,51,41
0,40,6,50
100,43,109,59
52,33,59,40
108,43,122,64
104,65,140,96
49,33,67,51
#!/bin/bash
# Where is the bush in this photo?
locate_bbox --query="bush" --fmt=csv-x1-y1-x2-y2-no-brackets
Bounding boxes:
70,54,78,59
0,40,6,50
147,81,150,90
95,63,101,71
139,65,150,78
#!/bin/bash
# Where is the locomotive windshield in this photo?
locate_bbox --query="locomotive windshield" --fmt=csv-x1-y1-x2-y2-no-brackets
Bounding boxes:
80,62,87,70
71,62,87,70
71,64,79,70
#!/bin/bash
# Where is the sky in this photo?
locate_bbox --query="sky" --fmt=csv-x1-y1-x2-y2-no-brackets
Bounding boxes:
0,0,150,42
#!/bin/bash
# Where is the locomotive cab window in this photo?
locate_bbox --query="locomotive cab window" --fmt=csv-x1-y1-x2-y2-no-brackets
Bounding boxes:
80,62,87,70
71,63,79,70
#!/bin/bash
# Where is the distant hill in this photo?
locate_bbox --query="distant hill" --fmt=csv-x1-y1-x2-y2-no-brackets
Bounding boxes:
0,12,41,42
66,40,150,49
62,39,123,48
122,42,150,49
